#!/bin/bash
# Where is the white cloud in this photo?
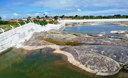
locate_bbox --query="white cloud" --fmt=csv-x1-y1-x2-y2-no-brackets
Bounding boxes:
30,0,128,9
77,9,81,12
26,13,40,17
34,13,41,16
1,0,128,19
26,13,32,16
44,12,48,15
65,9,128,16
31,0,78,8
13,13,19,16
75,0,128,8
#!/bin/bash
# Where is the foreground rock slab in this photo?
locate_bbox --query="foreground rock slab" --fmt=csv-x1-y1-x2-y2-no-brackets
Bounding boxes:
21,31,128,76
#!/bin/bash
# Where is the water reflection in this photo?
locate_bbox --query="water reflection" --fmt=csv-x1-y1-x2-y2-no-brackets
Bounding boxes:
0,48,127,78
64,24,128,38
0,48,92,78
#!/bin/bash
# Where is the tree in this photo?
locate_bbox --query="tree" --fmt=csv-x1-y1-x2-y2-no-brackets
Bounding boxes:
39,20,48,26
114,14,121,17
45,15,49,18
126,15,128,18
0,17,2,21
36,16,40,19
60,15,65,18
75,15,78,18
54,16,59,20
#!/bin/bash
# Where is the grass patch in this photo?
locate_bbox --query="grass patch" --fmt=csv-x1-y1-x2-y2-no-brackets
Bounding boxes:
42,38,79,46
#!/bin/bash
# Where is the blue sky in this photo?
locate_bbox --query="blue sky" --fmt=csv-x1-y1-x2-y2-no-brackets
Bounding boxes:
0,0,128,19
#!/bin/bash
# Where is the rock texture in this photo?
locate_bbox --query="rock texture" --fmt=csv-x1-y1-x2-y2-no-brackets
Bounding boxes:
23,31,128,76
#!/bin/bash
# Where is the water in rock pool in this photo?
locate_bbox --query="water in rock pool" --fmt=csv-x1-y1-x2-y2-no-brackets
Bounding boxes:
0,48,128,78
64,23,128,37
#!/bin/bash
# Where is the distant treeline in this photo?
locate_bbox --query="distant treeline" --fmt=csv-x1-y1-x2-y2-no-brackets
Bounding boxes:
57,14,128,19
35,14,128,20
0,14,128,25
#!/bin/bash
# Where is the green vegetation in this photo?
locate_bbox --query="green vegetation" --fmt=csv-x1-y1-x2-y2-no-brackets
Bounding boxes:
54,16,59,20
60,15,65,19
59,14,128,19
0,19,50,32
0,17,2,21
0,14,128,32
0,21,19,32
42,38,80,45
0,21,17,26
0,20,30,32
0,17,50,32
36,16,40,19
33,20,48,26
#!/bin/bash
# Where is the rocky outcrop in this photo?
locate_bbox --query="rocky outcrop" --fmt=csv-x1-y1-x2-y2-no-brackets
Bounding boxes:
34,31,80,45
26,31,128,46
22,31,128,76
60,45,120,76
110,30,128,34
114,22,128,26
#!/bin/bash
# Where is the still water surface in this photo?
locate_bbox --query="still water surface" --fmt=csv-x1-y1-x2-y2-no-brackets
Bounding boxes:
0,48,128,78
64,24,128,35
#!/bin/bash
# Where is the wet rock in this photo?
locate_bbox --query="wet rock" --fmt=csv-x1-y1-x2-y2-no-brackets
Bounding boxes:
23,31,128,75
24,31,128,65
40,48,55,54
122,65,128,71
36,32,80,45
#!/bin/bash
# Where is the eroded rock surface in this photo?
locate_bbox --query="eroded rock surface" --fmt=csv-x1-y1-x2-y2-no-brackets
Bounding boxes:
23,31,128,75
61,45,120,74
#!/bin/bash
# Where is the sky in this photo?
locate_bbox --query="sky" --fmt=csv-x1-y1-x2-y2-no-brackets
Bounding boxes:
0,0,128,19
